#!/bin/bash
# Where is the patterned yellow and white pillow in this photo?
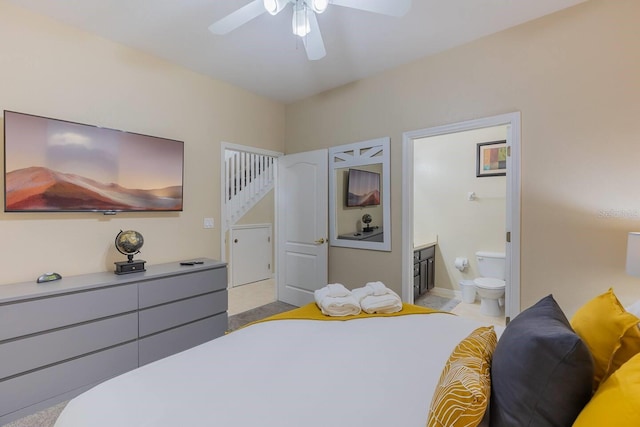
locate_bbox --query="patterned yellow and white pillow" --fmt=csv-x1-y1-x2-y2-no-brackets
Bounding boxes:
427,326,497,427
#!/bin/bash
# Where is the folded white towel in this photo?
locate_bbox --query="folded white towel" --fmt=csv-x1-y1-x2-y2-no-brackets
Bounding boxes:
317,295,361,317
314,284,361,316
365,281,391,296
360,288,402,314
314,284,348,307
351,286,374,303
326,283,351,297
314,283,351,303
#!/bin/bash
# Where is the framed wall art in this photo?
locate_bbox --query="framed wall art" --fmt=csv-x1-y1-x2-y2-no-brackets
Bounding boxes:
476,140,507,177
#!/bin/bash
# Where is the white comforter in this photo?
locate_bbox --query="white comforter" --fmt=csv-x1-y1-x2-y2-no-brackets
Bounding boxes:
55,313,500,427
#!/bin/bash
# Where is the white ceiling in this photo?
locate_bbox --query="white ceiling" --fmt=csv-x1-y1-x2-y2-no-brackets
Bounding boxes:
8,0,586,104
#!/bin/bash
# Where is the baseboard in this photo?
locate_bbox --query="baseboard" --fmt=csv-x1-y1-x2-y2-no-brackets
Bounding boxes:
429,286,461,300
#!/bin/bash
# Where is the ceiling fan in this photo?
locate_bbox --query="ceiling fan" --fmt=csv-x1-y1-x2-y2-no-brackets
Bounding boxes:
208,0,412,61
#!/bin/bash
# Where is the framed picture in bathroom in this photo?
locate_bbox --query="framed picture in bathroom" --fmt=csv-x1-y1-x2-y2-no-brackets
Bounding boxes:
476,140,507,177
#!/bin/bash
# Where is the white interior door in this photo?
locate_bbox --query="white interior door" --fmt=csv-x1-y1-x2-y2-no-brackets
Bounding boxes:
276,149,328,306
230,224,272,287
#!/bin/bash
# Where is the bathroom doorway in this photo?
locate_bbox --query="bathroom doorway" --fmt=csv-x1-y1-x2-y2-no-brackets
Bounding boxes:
402,113,521,322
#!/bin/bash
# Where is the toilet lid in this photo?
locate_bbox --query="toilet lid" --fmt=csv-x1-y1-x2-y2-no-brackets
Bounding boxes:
474,278,505,289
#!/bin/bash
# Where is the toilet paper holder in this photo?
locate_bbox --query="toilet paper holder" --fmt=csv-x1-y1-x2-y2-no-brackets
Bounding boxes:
454,257,469,271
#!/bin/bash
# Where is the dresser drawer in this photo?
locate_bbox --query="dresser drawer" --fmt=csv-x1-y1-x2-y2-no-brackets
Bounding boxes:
0,342,137,418
139,291,227,337
139,313,227,366
0,284,137,341
0,313,137,380
138,267,227,308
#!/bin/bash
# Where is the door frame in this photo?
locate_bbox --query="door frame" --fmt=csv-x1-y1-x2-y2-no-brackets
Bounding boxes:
219,142,282,291
401,112,521,320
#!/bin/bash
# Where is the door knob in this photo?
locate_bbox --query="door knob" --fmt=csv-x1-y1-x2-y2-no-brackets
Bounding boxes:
314,238,325,244
234,239,238,243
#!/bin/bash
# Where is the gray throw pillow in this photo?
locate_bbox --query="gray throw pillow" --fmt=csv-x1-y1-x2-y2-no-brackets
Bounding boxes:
489,295,594,427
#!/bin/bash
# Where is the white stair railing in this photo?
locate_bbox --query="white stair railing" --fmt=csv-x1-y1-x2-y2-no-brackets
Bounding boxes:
224,150,275,230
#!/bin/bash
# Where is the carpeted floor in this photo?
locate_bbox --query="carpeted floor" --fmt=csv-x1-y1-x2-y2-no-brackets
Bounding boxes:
3,401,66,427
227,300,297,331
6,294,457,427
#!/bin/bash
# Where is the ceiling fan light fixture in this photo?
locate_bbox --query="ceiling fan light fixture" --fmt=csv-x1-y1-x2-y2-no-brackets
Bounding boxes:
210,0,410,60
263,0,289,16
310,0,329,14
292,3,311,37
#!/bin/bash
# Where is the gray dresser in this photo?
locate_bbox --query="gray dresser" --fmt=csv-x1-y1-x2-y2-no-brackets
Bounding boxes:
0,258,227,425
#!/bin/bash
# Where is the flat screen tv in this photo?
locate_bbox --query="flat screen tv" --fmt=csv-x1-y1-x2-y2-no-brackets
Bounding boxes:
346,168,380,207
4,110,184,213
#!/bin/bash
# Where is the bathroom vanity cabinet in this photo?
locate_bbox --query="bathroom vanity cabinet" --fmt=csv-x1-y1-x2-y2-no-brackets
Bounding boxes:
413,245,435,299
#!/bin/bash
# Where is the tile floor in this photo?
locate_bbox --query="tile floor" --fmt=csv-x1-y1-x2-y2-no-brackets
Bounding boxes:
451,298,507,327
227,278,276,316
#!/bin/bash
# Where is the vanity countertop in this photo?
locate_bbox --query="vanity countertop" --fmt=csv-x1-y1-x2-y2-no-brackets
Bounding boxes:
414,241,437,251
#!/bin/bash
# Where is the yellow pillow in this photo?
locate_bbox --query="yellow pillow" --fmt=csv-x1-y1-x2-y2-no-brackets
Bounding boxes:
570,288,640,389
427,326,497,427
572,352,640,427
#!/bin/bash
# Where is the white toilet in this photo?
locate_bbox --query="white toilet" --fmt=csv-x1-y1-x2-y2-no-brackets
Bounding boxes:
474,251,506,317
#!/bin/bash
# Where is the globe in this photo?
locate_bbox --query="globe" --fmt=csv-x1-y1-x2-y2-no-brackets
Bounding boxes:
115,230,144,261
362,213,373,232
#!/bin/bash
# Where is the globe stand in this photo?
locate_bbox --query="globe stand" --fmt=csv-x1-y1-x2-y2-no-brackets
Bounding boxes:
114,257,146,275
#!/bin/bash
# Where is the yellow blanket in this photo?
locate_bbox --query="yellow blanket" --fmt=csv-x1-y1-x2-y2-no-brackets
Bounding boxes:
239,302,450,330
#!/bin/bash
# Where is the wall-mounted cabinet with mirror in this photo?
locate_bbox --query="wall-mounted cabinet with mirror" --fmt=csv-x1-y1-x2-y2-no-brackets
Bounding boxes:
329,137,390,251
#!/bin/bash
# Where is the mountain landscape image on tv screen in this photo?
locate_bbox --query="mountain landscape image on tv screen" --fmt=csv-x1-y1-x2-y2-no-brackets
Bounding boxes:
4,111,184,212
346,169,380,207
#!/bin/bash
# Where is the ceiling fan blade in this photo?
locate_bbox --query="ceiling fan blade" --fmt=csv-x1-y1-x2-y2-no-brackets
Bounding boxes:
208,0,266,35
331,0,411,17
303,12,326,60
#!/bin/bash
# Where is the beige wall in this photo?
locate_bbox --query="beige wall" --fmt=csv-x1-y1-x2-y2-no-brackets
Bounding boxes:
0,2,284,284
414,126,507,291
285,0,640,316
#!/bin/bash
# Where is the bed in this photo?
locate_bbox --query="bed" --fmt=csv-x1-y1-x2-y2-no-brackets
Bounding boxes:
53,306,491,427
54,292,640,427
